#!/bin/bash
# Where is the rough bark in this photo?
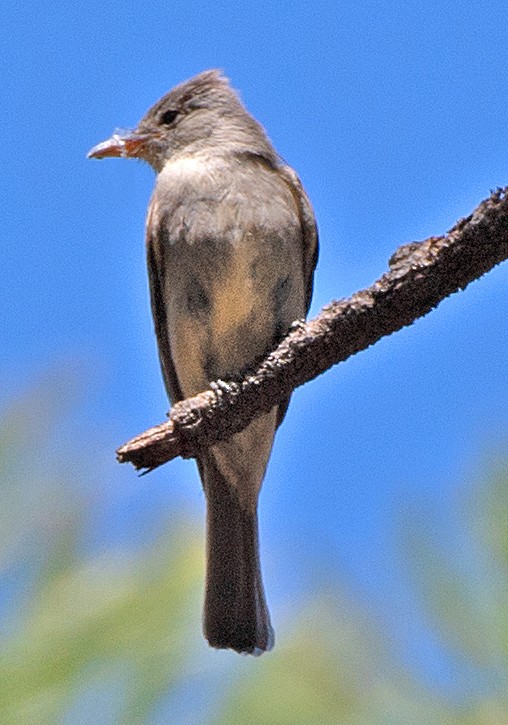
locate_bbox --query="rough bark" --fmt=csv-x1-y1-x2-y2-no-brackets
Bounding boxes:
117,188,508,472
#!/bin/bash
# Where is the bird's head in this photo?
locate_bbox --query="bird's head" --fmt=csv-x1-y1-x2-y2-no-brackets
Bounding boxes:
87,70,275,172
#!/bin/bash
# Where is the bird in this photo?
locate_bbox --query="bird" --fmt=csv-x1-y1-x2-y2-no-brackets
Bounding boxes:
88,69,318,655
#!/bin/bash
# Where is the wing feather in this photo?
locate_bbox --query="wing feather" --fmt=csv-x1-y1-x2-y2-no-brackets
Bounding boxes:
146,198,183,404
275,164,319,427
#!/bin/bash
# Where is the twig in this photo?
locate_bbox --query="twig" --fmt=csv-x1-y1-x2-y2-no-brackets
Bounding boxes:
117,188,508,471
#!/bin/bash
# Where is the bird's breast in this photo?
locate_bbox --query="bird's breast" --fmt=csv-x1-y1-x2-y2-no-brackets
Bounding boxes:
147,155,305,397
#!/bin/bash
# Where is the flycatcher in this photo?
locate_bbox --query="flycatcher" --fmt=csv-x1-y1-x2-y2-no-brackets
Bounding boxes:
88,70,318,655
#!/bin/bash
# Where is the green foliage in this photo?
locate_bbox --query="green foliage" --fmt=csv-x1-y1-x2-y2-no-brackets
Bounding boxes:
216,458,508,725
213,596,475,725
0,376,202,724
399,459,508,722
1,374,508,723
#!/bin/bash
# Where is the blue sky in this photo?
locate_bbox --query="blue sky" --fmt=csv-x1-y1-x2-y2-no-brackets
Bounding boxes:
2,0,508,706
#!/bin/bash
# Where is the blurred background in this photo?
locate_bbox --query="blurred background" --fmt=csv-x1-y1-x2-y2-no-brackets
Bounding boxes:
2,1,508,722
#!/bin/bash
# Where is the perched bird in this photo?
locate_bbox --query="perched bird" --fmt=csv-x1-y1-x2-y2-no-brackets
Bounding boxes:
88,70,318,655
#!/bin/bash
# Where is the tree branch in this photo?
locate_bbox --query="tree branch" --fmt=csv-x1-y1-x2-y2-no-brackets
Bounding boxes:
117,187,508,472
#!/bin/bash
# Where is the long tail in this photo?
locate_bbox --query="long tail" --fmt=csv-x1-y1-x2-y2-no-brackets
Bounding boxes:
199,455,274,655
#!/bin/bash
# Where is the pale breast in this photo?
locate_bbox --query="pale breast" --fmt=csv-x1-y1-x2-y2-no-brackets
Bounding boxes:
149,153,306,397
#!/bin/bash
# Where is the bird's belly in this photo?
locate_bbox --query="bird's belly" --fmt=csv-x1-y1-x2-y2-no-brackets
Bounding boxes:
164,233,304,399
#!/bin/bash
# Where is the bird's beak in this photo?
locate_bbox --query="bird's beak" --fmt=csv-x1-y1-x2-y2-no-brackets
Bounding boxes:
87,130,150,159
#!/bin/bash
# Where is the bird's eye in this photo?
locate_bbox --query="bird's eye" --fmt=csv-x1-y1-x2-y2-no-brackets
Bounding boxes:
160,109,179,125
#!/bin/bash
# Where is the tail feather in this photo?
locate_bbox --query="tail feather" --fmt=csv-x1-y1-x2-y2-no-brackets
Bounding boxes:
200,456,274,655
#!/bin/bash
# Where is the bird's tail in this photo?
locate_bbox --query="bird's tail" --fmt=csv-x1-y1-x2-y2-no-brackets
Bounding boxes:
200,455,274,655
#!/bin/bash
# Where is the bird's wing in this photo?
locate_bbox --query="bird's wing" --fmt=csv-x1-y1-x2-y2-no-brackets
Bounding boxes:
146,198,184,404
278,164,319,316
275,164,319,427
